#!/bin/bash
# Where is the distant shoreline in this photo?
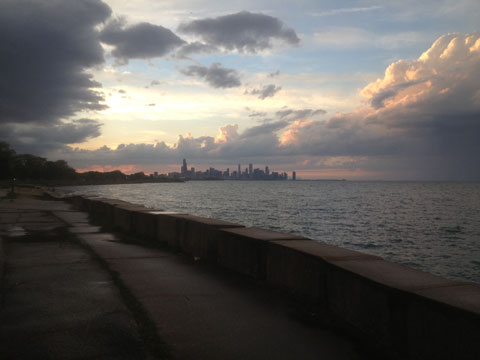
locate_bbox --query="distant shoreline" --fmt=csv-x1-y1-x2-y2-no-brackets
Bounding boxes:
0,178,184,189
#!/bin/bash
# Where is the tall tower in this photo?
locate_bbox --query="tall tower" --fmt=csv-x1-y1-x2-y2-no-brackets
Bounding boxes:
292,171,296,180
238,164,241,178
181,158,187,176
249,163,253,177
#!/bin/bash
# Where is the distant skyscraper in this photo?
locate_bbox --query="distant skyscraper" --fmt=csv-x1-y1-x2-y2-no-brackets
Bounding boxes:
249,163,253,177
265,166,269,175
292,171,296,180
181,158,187,176
238,164,241,178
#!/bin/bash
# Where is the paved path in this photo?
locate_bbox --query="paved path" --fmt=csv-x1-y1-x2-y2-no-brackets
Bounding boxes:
0,191,152,359
0,190,365,360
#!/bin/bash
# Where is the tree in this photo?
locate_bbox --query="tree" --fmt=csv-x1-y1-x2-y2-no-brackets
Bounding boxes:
0,142,16,179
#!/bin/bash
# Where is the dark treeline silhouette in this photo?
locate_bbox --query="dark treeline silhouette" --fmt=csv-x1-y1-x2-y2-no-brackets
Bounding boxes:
0,142,180,185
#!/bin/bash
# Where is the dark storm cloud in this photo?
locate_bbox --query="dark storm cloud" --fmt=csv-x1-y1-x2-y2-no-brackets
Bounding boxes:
178,11,300,53
246,84,282,99
30,119,102,144
181,63,241,88
100,18,185,64
1,119,102,153
0,0,110,125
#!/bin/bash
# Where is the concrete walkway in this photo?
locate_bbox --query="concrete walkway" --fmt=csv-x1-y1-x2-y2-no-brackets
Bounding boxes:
0,191,365,360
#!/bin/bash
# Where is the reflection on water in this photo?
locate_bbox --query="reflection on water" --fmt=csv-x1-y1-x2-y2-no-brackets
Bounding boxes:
65,181,480,283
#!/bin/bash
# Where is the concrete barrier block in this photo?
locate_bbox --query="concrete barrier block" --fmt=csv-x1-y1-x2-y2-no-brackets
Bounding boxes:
86,197,99,214
325,259,392,346
266,240,324,302
171,215,244,261
73,195,95,211
266,240,380,302
403,284,480,360
329,258,460,292
154,212,188,249
215,227,308,279
88,198,112,224
113,204,149,233
325,258,462,350
81,197,135,227
132,211,159,241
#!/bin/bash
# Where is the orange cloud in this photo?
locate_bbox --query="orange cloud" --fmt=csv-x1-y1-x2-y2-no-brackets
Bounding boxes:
76,164,138,174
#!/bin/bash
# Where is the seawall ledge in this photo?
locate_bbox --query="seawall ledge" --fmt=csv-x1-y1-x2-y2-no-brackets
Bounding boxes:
65,193,480,360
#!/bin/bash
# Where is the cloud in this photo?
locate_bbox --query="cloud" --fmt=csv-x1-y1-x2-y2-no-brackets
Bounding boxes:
174,41,218,59
246,84,282,99
241,120,289,138
180,63,241,88
21,29,480,180
268,70,281,78
100,18,185,64
1,119,102,153
145,80,162,88
275,108,327,121
178,11,300,53
369,80,424,109
0,0,110,125
215,124,239,143
361,32,480,125
248,111,268,118
62,32,480,179
54,106,329,169
280,32,480,179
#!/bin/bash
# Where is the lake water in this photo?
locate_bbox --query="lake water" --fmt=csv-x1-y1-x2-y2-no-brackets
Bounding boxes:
64,181,480,284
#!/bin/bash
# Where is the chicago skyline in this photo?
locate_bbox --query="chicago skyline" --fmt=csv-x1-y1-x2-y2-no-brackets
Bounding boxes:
177,159,290,180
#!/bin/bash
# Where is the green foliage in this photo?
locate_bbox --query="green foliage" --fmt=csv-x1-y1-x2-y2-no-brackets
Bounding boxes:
0,142,178,184
0,142,75,181
78,170,127,184
0,141,16,179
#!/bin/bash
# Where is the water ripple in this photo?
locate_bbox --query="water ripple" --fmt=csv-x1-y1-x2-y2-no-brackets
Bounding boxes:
65,181,480,284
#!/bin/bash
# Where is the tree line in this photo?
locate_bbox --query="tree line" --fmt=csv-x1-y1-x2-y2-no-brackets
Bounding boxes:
0,142,178,185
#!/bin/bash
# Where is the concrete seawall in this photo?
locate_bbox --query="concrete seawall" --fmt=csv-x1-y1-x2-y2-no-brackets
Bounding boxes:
68,194,480,359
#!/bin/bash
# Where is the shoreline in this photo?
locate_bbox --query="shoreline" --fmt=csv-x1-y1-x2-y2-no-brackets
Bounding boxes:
65,192,480,360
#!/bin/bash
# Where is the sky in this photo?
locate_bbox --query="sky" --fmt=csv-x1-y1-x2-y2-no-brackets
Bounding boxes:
1,0,479,180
